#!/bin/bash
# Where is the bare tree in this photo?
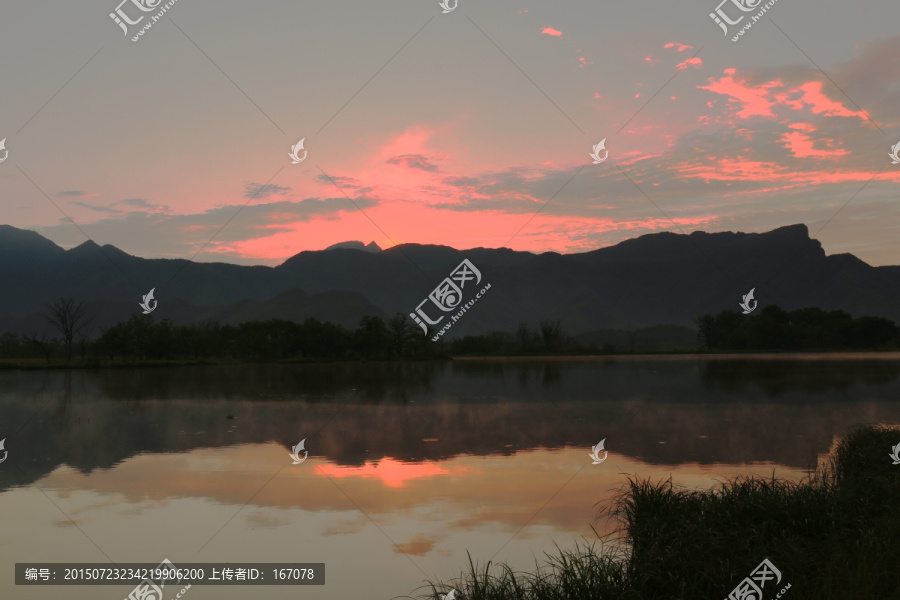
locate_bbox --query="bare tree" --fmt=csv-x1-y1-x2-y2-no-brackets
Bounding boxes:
539,319,564,353
41,296,93,361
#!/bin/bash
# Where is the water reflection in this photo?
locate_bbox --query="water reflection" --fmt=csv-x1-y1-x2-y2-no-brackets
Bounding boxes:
2,359,900,599
2,359,900,493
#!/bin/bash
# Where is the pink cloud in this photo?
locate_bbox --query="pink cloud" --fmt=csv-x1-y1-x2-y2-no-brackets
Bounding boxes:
699,69,779,118
541,26,562,37
700,69,869,125
664,42,693,52
779,123,848,159
644,56,660,65
676,57,703,70
775,81,868,120
674,156,880,186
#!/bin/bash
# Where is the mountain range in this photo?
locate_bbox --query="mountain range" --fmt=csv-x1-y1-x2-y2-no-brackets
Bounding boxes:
1,223,898,337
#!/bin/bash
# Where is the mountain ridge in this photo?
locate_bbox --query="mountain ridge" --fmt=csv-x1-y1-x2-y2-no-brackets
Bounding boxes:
1,223,898,337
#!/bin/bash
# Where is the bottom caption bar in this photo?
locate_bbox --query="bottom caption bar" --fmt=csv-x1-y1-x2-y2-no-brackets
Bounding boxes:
16,560,324,586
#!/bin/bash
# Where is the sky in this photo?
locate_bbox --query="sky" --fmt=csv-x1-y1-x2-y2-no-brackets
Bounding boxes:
1,0,898,266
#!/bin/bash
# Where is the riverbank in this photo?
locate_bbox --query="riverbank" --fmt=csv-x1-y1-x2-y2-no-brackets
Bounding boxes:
454,351,900,361
4,351,900,370
424,425,900,599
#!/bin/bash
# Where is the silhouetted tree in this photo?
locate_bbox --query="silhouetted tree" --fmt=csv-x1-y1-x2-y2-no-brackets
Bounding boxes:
96,322,130,359
128,313,155,360
696,305,900,351
539,320,564,353
388,313,417,358
356,315,390,359
42,296,92,360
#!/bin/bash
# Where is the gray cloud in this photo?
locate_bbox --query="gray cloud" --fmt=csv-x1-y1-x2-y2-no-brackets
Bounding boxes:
386,154,439,172
71,201,119,214
315,174,364,190
244,183,292,199
121,198,152,207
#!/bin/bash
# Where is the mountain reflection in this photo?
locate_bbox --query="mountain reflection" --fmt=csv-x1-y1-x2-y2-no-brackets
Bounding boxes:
2,358,900,492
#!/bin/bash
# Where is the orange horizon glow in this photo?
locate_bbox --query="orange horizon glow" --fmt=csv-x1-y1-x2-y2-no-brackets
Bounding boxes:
315,457,460,488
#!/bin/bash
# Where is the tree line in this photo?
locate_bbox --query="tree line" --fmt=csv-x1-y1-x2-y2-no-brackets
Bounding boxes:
0,296,597,362
2,296,899,363
696,305,900,351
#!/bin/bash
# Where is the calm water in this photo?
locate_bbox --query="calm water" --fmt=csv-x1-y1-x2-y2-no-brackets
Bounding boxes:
2,357,900,599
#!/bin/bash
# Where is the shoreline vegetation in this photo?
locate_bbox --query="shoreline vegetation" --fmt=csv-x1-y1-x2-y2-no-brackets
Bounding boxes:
422,425,900,600
2,300,899,369
5,351,900,370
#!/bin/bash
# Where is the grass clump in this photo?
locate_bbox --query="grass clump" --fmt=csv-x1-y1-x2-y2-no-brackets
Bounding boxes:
422,425,900,600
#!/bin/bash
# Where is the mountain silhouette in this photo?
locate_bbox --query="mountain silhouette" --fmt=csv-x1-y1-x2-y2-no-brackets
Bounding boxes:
1,223,899,336
324,240,382,253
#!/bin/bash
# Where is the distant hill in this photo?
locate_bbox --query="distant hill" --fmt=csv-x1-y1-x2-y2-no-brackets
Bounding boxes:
1,223,899,337
324,240,382,253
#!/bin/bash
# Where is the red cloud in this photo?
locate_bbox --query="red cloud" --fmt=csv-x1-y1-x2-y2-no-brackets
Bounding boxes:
700,70,777,118
541,26,562,36
775,81,868,119
675,156,879,186
664,42,693,52
700,69,870,123
779,123,848,159
676,57,703,70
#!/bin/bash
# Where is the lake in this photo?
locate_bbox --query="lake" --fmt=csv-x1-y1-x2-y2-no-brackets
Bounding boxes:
2,356,900,599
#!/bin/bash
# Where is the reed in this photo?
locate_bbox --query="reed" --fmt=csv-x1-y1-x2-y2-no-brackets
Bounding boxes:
422,425,900,599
